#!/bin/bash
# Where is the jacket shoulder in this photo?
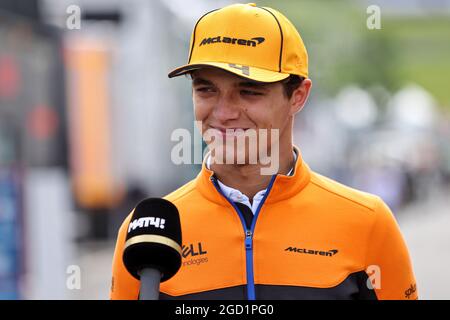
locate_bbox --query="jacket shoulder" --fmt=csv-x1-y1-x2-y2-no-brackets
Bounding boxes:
309,171,381,212
116,179,198,233
164,178,198,204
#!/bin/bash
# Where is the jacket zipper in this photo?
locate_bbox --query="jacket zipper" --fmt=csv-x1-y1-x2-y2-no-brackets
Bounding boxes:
211,175,276,300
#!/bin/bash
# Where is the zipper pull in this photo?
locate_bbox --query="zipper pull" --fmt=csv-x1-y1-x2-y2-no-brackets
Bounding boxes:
245,230,253,250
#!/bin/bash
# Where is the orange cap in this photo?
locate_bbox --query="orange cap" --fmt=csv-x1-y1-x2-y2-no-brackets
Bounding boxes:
168,3,308,82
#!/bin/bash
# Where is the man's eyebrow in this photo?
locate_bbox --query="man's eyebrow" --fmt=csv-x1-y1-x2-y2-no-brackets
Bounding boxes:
192,77,268,89
192,78,213,86
237,81,268,89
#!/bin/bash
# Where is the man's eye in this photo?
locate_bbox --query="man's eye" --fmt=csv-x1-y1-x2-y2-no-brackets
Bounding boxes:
195,87,215,93
241,90,263,96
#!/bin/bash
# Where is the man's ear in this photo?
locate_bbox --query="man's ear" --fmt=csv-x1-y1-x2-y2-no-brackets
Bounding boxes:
289,78,312,115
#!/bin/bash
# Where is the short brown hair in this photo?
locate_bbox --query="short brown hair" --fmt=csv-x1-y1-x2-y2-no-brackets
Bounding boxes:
281,75,305,99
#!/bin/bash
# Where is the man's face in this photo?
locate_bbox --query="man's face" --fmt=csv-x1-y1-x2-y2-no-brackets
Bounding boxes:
191,67,295,165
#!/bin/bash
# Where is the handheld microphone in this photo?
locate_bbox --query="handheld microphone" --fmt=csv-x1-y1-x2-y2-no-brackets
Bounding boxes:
122,198,182,300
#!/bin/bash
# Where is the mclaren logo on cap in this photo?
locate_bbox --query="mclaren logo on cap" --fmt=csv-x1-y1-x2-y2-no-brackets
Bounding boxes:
199,36,265,47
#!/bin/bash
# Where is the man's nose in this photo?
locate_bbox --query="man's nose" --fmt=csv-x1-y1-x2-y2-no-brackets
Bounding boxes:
212,93,240,122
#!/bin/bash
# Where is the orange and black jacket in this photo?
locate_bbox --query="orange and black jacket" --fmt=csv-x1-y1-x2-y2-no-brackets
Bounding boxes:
110,148,418,300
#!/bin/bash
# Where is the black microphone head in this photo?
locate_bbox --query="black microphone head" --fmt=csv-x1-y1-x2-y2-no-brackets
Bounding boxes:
122,198,182,282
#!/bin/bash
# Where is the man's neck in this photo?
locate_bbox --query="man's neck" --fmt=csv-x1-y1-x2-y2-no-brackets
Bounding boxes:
210,143,295,200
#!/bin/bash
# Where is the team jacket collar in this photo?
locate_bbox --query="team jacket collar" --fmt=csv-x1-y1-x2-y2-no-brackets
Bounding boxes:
196,145,311,206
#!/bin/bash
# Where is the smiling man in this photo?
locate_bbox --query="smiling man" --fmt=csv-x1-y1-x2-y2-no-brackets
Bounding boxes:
191,66,309,193
111,3,418,300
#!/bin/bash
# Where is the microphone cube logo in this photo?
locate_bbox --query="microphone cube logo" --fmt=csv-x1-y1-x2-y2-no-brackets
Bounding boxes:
128,217,166,233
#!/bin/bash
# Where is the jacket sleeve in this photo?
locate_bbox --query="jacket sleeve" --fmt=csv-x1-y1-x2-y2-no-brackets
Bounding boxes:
110,212,140,300
365,198,418,300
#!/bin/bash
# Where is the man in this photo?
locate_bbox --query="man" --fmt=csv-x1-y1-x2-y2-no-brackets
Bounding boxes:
111,3,418,300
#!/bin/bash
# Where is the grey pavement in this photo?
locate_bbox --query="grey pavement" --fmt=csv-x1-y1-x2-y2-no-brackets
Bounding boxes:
397,191,450,300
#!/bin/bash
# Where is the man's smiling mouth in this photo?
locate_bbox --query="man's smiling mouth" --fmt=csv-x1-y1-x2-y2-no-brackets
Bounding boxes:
209,126,252,136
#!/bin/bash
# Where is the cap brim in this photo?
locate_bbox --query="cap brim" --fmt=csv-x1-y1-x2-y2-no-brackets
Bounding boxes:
168,62,290,83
